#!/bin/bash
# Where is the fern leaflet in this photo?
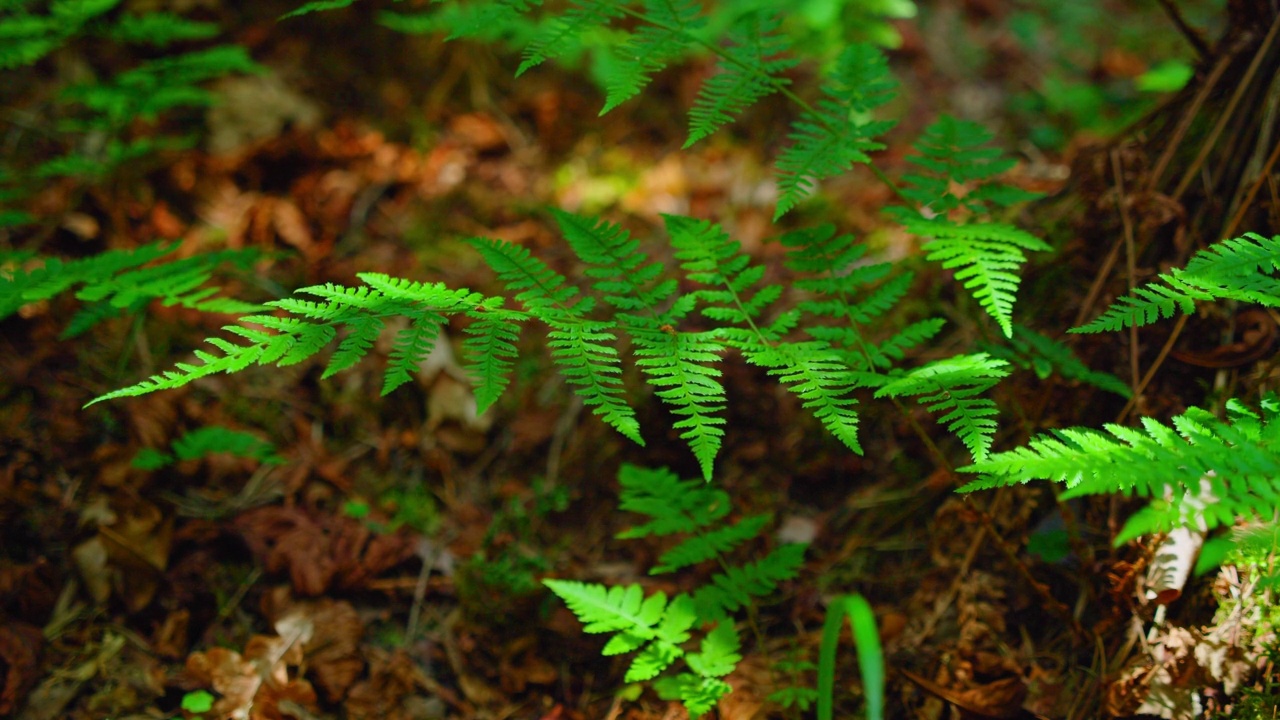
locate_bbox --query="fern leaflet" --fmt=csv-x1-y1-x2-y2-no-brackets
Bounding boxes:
960,396,1280,543
554,209,726,477
517,0,622,76
775,43,897,218
887,116,1047,337
875,353,1010,461
1073,233,1280,333
601,0,704,114
470,235,642,444
685,11,797,147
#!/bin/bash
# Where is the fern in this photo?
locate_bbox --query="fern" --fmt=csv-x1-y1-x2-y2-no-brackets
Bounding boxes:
552,209,728,477
875,353,1010,462
469,236,643,444
133,425,283,470
87,275,504,406
685,11,797,147
517,0,623,76
1073,233,1280,333
887,116,1049,338
982,325,1131,398
0,243,264,338
774,42,896,218
545,464,804,717
601,0,704,114
666,214,865,451
960,396,1280,544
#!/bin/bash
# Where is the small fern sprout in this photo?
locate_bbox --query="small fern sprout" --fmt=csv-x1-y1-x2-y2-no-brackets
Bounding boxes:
544,464,806,717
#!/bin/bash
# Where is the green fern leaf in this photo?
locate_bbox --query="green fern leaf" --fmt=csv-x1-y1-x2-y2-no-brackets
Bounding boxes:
87,338,267,406
471,235,641,442
652,514,771,574
281,0,361,19
745,342,862,452
1073,233,1280,333
462,303,524,414
547,316,644,444
684,622,741,678
104,13,219,46
602,0,704,114
517,0,621,76
685,11,796,147
855,318,947,372
552,208,676,312
692,542,806,619
905,218,1049,338
666,214,782,331
653,674,733,719
774,43,896,218
633,326,727,480
616,463,731,538
383,313,445,395
169,426,282,464
960,397,1280,539
876,353,1009,461
983,325,1131,398
324,315,384,378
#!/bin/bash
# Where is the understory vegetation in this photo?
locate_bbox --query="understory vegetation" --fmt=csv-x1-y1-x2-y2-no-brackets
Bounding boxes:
1,0,1277,718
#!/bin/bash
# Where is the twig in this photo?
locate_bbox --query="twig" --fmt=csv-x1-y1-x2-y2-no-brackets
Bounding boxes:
1156,0,1211,57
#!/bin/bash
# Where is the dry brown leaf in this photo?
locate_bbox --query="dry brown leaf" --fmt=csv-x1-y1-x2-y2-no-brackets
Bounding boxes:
0,622,43,715
235,506,416,595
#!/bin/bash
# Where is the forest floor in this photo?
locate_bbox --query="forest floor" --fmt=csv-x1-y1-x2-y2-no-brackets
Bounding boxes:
2,1,1277,719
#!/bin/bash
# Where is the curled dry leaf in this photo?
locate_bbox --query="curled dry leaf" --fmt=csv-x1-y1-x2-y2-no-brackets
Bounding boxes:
263,593,366,703
0,622,44,715
185,610,319,720
235,506,416,596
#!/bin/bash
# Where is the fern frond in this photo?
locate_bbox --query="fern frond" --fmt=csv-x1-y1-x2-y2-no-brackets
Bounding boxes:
895,115,1039,215
552,208,676,312
616,463,732,538
651,514,771,574
1073,233,1280,333
905,217,1050,338
684,622,741,679
653,674,734,719
104,13,219,46
324,315,384,378
170,426,282,464
856,317,947,372
961,398,1280,539
546,315,643,444
380,0,541,41
281,0,361,19
745,342,862,452
469,236,584,314
383,313,446,395
601,0,704,114
1,243,264,336
462,303,524,414
542,581,696,682
691,542,806,619
985,325,1131,398
517,0,622,76
685,11,796,147
774,43,896,218
470,234,640,441
550,210,725,464
632,326,727,481
666,214,782,332
875,353,1010,461
88,335,272,405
